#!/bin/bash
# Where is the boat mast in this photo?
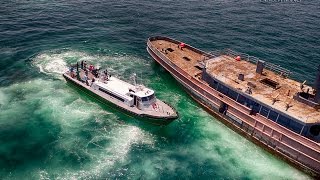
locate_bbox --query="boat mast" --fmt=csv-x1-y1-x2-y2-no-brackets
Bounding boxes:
132,73,137,86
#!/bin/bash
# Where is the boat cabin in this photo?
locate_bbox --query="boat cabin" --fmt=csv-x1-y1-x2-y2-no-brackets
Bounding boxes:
92,76,156,110
128,85,156,110
94,80,134,106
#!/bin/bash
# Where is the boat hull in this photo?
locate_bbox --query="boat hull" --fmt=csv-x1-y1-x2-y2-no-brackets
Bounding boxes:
147,37,320,177
63,74,177,126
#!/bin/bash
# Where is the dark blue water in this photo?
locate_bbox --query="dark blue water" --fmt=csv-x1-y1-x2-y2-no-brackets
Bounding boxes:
0,0,319,179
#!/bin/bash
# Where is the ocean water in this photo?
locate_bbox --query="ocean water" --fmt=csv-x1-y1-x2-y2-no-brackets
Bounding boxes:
0,0,319,179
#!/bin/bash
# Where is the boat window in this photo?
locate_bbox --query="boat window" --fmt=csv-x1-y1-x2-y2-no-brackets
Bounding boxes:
289,120,303,134
237,94,246,105
217,84,229,95
212,81,219,89
208,79,219,89
227,89,238,101
245,98,255,108
148,94,155,101
141,94,155,102
141,97,148,102
243,98,260,115
268,110,278,122
309,125,320,136
99,88,125,102
251,101,261,114
202,72,219,89
260,78,280,89
260,106,269,117
277,115,290,126
299,92,314,100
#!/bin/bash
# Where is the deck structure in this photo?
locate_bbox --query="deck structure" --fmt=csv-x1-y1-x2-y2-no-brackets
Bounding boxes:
147,36,320,177
152,39,320,124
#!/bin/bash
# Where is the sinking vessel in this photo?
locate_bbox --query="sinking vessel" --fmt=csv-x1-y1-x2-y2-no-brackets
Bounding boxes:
147,36,320,176
63,62,178,125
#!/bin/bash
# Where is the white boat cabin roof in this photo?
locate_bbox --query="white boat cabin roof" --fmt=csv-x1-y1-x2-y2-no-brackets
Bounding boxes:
130,85,155,98
95,76,154,100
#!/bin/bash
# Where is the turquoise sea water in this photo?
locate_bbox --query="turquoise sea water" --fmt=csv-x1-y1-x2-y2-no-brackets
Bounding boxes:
0,0,319,179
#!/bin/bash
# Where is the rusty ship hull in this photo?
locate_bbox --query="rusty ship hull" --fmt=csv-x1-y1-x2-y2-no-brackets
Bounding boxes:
147,36,320,177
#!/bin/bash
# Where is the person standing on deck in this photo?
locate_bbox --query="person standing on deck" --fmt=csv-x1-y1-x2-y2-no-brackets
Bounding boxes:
81,61,84,69
83,61,87,69
83,73,88,82
90,78,95,87
89,64,94,71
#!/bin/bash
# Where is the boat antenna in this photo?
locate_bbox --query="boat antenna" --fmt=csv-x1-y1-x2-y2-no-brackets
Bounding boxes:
132,73,137,86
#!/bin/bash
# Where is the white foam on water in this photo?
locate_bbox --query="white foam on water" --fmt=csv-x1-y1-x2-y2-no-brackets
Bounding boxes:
186,113,312,180
96,126,153,171
38,170,50,180
31,49,152,83
32,53,68,78
50,125,154,179
112,103,310,180
0,90,8,106
0,77,155,179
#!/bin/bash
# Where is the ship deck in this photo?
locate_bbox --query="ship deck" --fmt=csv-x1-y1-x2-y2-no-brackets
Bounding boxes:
152,40,203,77
150,39,320,124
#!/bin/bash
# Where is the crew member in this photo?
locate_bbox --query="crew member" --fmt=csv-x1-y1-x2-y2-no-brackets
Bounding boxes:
89,64,94,71
83,61,87,69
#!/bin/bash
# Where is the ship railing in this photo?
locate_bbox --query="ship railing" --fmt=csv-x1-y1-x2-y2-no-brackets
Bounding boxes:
208,49,292,77
207,50,221,58
143,104,166,114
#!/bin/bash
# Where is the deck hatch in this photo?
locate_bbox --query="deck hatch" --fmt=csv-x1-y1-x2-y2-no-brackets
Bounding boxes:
183,56,191,61
167,48,174,52
260,78,280,89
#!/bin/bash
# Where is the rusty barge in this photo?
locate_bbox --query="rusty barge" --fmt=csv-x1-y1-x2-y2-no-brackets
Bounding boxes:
147,36,320,176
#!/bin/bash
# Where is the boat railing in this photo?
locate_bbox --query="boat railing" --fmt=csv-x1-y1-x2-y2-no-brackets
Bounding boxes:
207,50,221,58
208,49,292,77
142,104,166,114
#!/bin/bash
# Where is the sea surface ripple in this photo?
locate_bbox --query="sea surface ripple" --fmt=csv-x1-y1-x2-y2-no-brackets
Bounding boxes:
0,0,319,179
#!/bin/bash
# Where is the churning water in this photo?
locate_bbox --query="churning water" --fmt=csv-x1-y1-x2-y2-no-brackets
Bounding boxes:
1,0,319,179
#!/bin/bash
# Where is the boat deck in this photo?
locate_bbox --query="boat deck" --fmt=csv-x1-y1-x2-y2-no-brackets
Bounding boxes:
153,40,203,76
151,39,320,124
206,56,320,124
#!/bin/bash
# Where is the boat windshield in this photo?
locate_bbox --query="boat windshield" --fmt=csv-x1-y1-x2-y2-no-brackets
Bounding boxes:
141,94,155,102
